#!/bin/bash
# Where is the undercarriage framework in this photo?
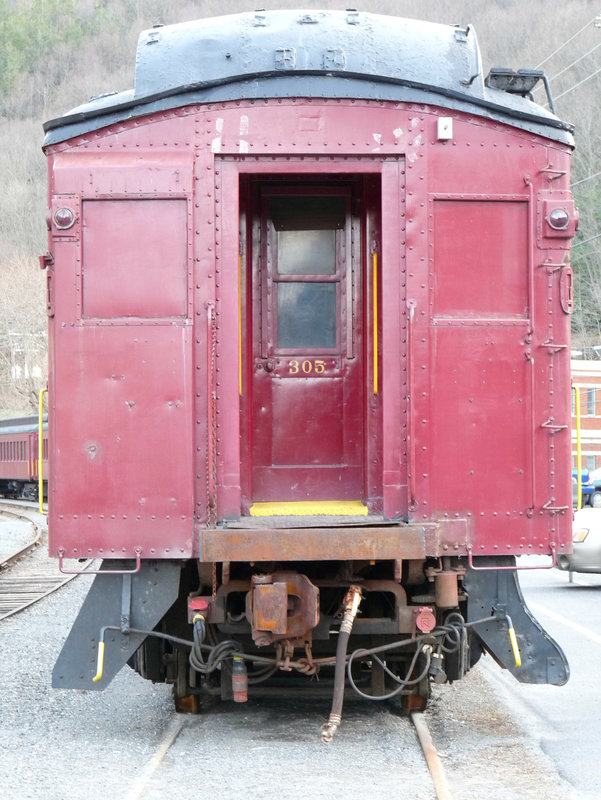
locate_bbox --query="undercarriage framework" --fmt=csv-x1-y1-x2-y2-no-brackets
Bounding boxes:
53,553,569,737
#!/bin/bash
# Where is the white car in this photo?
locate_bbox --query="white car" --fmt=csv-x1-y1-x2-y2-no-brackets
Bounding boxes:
557,507,601,573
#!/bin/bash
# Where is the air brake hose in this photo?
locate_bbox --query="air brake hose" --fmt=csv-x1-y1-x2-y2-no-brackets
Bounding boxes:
321,585,362,743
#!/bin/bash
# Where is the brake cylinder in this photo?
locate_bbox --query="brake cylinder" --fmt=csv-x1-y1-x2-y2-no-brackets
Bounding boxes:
435,571,459,609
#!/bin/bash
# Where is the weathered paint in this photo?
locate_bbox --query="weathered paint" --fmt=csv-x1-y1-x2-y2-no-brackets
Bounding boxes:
43,21,574,566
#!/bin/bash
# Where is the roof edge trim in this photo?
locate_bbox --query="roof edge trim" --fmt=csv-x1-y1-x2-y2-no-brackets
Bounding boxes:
43,70,574,138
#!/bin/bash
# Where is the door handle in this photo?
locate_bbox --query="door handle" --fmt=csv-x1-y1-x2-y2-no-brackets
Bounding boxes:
257,358,275,373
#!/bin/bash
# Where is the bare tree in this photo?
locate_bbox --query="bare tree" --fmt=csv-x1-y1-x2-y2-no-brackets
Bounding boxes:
1,0,601,415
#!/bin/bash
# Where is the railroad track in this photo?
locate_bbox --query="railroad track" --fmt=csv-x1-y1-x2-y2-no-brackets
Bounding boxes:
412,711,453,800
1,501,455,797
0,504,450,799
119,706,453,800
0,500,91,620
0,499,44,567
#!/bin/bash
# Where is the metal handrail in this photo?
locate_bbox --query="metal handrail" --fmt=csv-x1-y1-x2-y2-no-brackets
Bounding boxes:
407,300,417,509
57,546,142,575
373,250,379,395
466,545,557,571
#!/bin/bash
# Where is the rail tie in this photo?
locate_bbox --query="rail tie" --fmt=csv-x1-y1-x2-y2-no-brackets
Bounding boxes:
0,500,91,620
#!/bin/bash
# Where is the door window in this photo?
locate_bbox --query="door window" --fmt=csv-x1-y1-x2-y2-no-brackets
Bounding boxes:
277,282,336,348
269,194,345,354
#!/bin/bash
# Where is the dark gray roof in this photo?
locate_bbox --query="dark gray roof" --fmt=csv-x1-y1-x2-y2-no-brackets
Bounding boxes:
0,415,47,435
43,9,574,147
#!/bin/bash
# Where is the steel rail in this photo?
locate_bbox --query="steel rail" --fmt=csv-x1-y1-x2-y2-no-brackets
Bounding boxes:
121,716,186,800
0,503,43,569
0,500,91,620
411,711,454,800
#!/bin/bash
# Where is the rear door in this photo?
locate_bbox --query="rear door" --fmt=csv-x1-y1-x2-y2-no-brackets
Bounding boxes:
250,184,364,502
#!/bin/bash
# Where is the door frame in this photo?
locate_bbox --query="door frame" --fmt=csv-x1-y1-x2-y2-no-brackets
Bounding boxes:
249,179,363,503
213,157,406,520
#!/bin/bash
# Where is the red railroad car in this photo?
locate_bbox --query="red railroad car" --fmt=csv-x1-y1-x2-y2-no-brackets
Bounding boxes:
0,416,48,500
43,10,576,732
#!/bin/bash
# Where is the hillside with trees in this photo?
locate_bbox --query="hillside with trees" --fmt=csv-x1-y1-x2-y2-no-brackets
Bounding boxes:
1,0,600,414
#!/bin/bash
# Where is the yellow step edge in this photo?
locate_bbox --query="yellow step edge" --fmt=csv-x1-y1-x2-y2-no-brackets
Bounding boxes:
249,500,369,517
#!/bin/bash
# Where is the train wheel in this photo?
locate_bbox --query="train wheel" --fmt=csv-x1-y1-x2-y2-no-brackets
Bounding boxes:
128,633,167,683
172,646,201,714
402,692,429,714
174,691,200,714
386,651,431,715
405,651,431,712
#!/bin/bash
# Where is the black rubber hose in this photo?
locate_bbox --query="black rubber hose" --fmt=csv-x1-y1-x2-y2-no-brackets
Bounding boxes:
321,585,362,743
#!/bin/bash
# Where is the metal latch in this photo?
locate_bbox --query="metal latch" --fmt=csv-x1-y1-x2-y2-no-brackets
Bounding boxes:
560,267,574,314
39,251,54,270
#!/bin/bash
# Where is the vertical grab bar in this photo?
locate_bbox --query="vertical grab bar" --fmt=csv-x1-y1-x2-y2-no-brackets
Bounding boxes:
407,300,417,509
38,387,47,515
525,177,537,514
575,385,582,510
373,251,379,395
206,303,217,524
239,253,243,397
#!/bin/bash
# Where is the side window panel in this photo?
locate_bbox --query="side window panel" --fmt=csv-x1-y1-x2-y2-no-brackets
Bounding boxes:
433,200,528,318
82,198,188,319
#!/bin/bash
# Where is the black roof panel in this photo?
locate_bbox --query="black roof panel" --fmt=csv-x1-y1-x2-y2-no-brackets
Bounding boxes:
43,10,573,146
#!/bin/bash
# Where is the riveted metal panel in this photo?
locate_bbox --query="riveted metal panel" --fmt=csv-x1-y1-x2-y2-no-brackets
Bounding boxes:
44,97,573,563
47,150,196,560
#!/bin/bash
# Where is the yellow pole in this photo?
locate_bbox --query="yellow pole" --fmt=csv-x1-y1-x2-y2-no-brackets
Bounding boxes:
239,253,243,396
38,387,47,515
575,385,582,510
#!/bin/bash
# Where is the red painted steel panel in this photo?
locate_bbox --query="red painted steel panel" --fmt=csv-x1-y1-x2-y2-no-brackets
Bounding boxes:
44,99,574,560
271,378,343,465
433,200,528,318
50,150,193,195
381,160,407,518
212,162,243,519
428,329,530,512
82,199,188,319
48,326,194,558
47,148,196,556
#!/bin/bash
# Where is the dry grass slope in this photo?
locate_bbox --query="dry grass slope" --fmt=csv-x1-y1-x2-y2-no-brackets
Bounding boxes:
0,0,599,414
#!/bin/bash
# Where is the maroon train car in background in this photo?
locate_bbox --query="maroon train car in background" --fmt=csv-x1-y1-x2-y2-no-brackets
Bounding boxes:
0,416,48,501
42,10,576,733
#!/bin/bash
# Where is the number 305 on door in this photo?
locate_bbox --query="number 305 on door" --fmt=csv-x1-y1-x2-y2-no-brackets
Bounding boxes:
288,359,327,375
